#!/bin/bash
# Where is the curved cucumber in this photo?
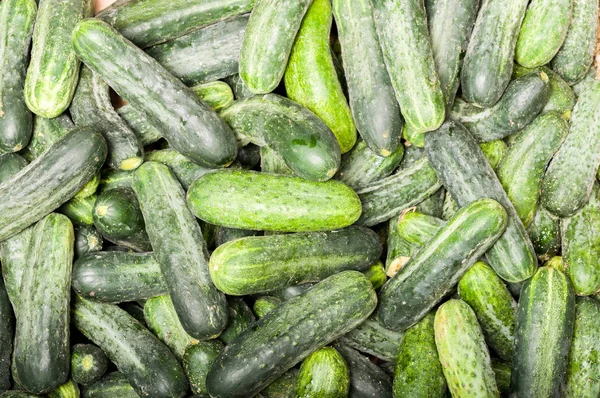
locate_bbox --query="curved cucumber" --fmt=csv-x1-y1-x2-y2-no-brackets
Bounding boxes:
183,341,224,396
71,344,108,386
0,278,13,393
296,347,350,398
527,207,562,261
81,372,138,398
23,114,74,161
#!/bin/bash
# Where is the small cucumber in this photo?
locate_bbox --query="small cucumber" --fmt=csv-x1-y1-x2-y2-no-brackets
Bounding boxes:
296,347,350,398
363,261,387,290
144,149,211,190
71,344,108,386
75,173,100,199
190,81,234,112
397,210,446,247
47,381,79,398
22,114,73,161
479,140,507,170
513,65,576,116
527,207,562,261
253,296,281,319
218,297,256,345
59,194,97,226
339,315,404,362
81,372,138,398
116,105,162,146
183,341,224,397
98,169,133,193
74,225,103,260
0,278,13,393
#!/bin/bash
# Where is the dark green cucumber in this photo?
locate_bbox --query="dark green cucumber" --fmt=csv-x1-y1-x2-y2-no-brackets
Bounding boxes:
479,140,507,170
98,169,133,192
296,347,350,398
71,344,108,386
451,71,550,142
116,105,162,146
378,198,507,331
70,66,143,171
72,251,167,303
492,360,512,397
219,297,256,345
541,80,600,217
511,266,575,396
206,271,377,398
191,81,234,112
14,213,73,394
512,65,576,116
527,207,562,261
259,146,293,175
209,226,381,295
460,0,528,107
59,194,96,226
72,19,237,168
0,225,31,311
75,173,100,199
0,392,38,398
74,224,103,259
23,114,74,161
146,15,248,86
338,315,403,362
72,296,188,398
0,0,36,152
183,341,224,397
133,162,228,340
24,0,92,118
435,299,500,397
425,121,538,282
394,312,448,398
224,74,255,100
47,381,79,398
261,370,298,398
187,169,362,232
0,278,13,393
363,261,387,290
457,261,516,361
0,153,27,182
215,227,260,247
144,149,211,189
82,372,138,398
332,0,403,156
253,296,281,319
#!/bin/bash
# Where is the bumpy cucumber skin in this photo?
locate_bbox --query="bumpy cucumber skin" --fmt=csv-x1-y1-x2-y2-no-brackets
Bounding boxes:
372,0,445,133
338,315,404,362
425,121,538,283
187,169,362,232
144,149,211,190
133,162,228,340
23,114,74,161
218,297,256,345
206,271,377,398
333,343,393,398
72,19,237,168
253,296,281,319
0,0,36,152
458,261,516,362
191,81,234,112
527,207,562,261
378,199,508,331
479,140,507,170
184,341,224,396
71,344,108,386
0,278,13,393
397,211,446,247
435,300,500,398
511,267,575,397
24,0,92,118
261,369,298,398
513,65,576,116
460,0,529,107
551,0,599,83
296,347,350,398
0,224,31,312
74,223,102,260
82,372,138,398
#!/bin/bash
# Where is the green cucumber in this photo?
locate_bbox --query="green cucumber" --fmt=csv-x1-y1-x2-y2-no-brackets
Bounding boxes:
209,226,381,295
14,213,73,394
133,162,228,340
0,153,27,182
394,312,448,398
22,114,73,161
479,140,507,170
425,121,538,282
98,169,133,192
385,215,413,277
0,0,36,152
187,169,362,232
363,261,387,290
511,266,576,397
491,360,512,397
441,192,459,221
513,65,576,117
72,296,188,398
215,227,260,247
191,81,234,112
144,149,211,190
72,19,237,168
460,0,529,107
59,194,96,226
338,315,404,362
206,271,377,398
415,187,445,218
116,105,162,147
71,344,108,386
0,392,38,398
224,74,255,100
259,146,293,175
261,370,298,398
572,66,598,97
527,207,562,261
435,299,500,397
0,225,31,311
74,225,103,259
183,341,224,397
253,296,281,319
0,278,13,393
218,297,256,345
82,372,138,398
397,211,445,247
379,198,507,331
296,347,349,398
47,381,79,398
75,173,100,199
24,0,92,118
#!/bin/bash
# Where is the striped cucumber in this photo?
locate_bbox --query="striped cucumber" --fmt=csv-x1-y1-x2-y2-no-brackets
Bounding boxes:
59,194,96,226
296,347,350,398
71,344,108,386
191,81,234,112
81,372,138,398
22,114,74,161
98,169,133,193
183,341,224,397
527,207,562,261
397,210,446,247
47,381,79,398
74,224,103,259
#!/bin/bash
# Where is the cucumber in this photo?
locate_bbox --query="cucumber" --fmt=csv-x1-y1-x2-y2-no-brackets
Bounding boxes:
460,0,528,107
74,225,103,259
491,360,512,397
0,153,27,182
225,74,255,100
144,149,211,190
132,162,228,340
551,0,599,83
72,19,237,168
98,169,133,193
215,227,260,247
22,114,74,161
547,255,566,271
515,0,573,68
253,296,281,319
209,226,381,295
72,251,167,303
59,194,97,226
187,169,362,232
24,0,92,118
296,347,350,398
14,213,73,394
397,211,445,247
513,65,576,116
394,312,447,398
116,105,162,146
378,198,507,332
363,261,387,290
236,143,261,169
70,66,143,171
191,81,234,112
572,66,598,97
541,80,600,217
0,0,36,152
47,381,79,398
261,370,298,398
0,278,13,393
479,140,506,170
441,193,459,221
384,215,413,277
206,271,377,398
527,207,562,261
451,71,550,142
435,299,500,398
511,266,575,397
338,315,404,362
260,146,293,176
82,372,138,398
72,296,188,398
457,261,516,362
183,341,224,397
0,392,38,398
146,15,248,86
75,173,100,199
71,344,108,386
425,121,538,283
0,224,31,311
218,297,256,345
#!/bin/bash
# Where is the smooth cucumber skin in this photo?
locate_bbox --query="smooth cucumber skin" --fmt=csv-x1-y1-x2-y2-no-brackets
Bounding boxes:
372,0,445,133
339,315,404,362
394,312,448,398
187,169,362,232
209,226,381,295
191,81,234,112
184,341,224,397
59,194,96,226
435,300,500,398
144,149,211,190
82,372,138,398
460,0,528,107
498,111,568,228
71,344,108,386
527,207,562,261
0,126,106,241
0,153,27,183
511,267,575,397
541,80,600,217
285,0,356,154
512,65,576,116
425,121,538,283
206,271,377,398
72,19,237,168
72,296,188,398
296,347,350,398
0,278,13,393
0,0,36,152
24,0,92,118
133,162,228,340
457,261,516,362
378,198,508,331
23,114,74,161
14,214,73,394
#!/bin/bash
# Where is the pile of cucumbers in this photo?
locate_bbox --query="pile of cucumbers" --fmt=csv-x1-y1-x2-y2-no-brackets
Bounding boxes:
0,0,599,396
